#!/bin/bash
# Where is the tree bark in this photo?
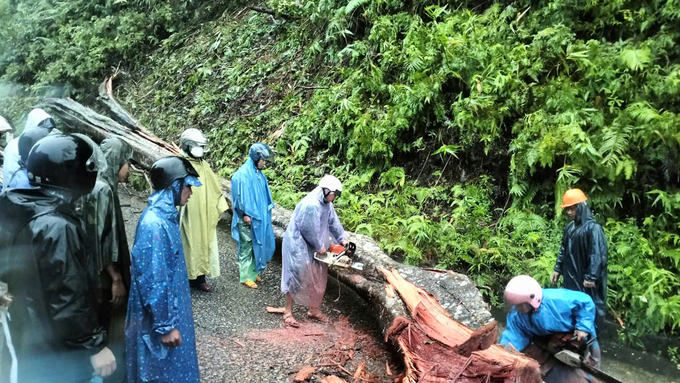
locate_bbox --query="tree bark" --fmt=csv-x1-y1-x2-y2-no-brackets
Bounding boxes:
40,96,541,381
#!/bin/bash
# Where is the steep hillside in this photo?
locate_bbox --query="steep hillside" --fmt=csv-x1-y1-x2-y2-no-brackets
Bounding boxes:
2,0,680,343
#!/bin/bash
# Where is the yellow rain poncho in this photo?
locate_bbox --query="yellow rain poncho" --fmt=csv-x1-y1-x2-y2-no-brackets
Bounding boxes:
180,155,228,280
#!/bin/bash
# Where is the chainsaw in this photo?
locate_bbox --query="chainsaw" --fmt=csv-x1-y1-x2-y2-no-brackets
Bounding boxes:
536,333,622,383
314,242,362,270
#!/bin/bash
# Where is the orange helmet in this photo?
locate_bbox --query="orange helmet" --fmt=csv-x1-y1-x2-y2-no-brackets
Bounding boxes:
561,188,587,208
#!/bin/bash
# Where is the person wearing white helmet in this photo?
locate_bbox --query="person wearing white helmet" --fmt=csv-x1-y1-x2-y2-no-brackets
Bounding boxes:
2,109,60,191
280,175,348,327
500,275,601,382
178,128,228,292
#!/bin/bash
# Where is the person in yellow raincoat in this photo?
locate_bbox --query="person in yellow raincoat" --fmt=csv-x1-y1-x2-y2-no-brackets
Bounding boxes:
179,129,228,292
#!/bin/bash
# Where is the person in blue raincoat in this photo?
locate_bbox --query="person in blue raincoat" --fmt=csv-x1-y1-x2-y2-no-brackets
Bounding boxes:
281,175,348,327
125,157,202,383
231,143,276,289
500,275,601,382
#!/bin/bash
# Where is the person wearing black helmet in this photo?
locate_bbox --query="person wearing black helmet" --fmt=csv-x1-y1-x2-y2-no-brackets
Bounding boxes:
0,134,117,382
125,156,202,383
79,137,134,383
178,129,227,292
5,125,52,189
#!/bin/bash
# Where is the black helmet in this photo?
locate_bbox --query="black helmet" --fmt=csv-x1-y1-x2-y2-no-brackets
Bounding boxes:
18,126,52,166
149,156,199,190
26,134,100,197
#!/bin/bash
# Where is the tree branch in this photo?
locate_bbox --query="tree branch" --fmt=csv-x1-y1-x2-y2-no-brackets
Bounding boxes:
248,6,292,20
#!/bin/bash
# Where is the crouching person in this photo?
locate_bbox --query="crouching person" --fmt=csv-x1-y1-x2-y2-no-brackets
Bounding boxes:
125,157,201,383
500,275,601,382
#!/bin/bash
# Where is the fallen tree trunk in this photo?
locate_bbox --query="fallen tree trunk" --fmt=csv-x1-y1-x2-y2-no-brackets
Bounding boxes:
39,96,542,380
382,269,541,383
41,97,179,169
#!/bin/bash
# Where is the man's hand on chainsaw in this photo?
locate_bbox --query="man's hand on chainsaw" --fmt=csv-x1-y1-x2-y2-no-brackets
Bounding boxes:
574,330,588,342
341,239,349,247
317,247,327,255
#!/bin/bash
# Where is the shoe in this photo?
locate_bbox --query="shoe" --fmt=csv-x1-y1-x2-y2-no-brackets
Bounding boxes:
256,275,262,283
243,280,258,289
197,282,212,292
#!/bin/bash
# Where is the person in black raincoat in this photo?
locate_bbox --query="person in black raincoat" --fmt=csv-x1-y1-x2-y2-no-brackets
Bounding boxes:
79,136,133,383
552,188,608,334
0,134,117,382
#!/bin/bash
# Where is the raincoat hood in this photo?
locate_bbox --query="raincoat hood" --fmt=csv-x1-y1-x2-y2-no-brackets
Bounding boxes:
99,137,133,188
24,109,53,131
148,177,201,216
573,202,593,226
248,143,272,163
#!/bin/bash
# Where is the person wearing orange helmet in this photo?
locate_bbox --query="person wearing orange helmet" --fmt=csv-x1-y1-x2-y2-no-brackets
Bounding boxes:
500,275,601,382
551,188,608,334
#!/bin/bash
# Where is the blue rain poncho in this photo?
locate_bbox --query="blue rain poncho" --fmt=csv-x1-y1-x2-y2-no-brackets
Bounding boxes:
125,177,202,383
281,186,347,307
500,288,597,352
230,157,275,272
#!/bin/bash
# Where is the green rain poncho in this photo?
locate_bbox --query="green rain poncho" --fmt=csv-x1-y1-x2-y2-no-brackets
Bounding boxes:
180,154,228,280
80,137,133,292
79,136,132,383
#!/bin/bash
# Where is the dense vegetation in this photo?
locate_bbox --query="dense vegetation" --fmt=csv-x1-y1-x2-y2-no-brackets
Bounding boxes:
2,0,679,346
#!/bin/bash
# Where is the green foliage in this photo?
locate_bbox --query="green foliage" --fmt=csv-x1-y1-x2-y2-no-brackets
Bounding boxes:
0,0,231,100
3,0,680,341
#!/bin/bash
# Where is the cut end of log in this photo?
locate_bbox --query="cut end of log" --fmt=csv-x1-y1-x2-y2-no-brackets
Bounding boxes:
382,268,542,383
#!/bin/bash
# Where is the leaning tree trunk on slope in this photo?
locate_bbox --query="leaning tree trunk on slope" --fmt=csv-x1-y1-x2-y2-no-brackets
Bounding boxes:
40,96,541,381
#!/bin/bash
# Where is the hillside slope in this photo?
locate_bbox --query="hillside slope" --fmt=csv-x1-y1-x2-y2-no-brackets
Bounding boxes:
2,0,679,342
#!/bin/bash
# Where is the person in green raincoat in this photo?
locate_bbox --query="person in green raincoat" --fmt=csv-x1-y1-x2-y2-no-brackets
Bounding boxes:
80,136,133,383
179,129,228,292
230,143,276,289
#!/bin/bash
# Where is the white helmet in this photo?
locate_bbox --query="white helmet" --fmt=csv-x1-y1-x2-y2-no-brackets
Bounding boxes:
319,175,342,196
180,128,208,158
